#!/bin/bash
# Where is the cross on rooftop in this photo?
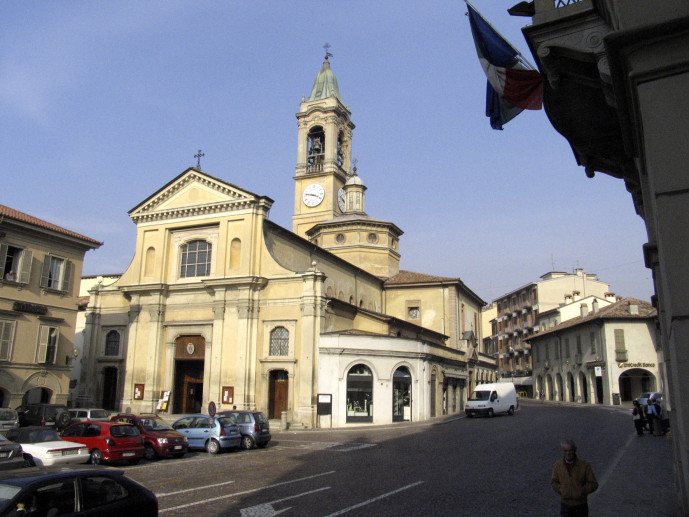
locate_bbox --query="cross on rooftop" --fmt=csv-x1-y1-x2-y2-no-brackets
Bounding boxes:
323,42,333,60
194,150,205,169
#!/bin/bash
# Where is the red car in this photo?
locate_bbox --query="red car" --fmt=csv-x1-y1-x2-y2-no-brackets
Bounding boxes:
60,421,144,465
110,413,188,460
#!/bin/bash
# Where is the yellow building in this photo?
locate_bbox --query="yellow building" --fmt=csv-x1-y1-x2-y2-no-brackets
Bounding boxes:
81,56,487,427
0,205,101,407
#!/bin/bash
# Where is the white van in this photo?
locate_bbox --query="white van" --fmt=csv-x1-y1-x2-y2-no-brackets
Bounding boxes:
465,382,518,418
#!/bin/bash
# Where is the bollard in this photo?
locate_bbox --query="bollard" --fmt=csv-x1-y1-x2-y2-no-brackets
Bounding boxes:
281,410,287,430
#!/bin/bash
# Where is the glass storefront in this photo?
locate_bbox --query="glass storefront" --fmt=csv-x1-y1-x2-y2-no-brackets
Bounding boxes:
347,364,373,423
392,367,411,422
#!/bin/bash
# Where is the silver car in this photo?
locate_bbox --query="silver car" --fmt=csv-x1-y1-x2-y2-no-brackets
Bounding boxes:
0,409,19,434
68,408,110,423
217,410,271,450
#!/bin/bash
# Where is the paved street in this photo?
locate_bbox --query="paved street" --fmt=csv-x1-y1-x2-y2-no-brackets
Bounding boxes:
120,401,680,516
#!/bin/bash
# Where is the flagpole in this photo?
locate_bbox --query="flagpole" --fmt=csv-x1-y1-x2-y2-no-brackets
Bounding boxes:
464,0,537,71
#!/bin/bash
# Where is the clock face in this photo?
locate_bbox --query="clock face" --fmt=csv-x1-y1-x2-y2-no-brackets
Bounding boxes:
338,188,346,212
303,183,325,207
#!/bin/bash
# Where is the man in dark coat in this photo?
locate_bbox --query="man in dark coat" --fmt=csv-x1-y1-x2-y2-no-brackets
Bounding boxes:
551,439,599,516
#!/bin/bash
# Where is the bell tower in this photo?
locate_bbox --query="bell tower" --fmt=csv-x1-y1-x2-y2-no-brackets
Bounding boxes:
293,50,355,238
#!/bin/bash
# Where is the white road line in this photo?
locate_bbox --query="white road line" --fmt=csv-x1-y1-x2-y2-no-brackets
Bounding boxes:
240,487,331,516
159,470,336,513
157,480,235,498
589,432,635,502
322,481,424,517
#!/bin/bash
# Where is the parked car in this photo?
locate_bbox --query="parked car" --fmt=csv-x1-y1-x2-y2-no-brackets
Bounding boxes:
110,413,188,460
171,415,241,453
638,391,663,407
60,422,144,466
15,404,71,430
217,410,271,449
3,427,89,467
0,466,158,516
0,410,19,434
69,408,110,423
0,435,25,471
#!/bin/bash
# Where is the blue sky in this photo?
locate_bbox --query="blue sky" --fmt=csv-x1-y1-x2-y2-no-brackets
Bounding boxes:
1,1,653,303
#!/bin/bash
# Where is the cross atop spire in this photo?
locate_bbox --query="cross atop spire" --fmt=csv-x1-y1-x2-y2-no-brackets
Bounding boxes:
194,149,205,169
323,42,333,60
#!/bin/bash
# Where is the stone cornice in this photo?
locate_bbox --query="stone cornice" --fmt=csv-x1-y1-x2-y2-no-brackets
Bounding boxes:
131,198,257,224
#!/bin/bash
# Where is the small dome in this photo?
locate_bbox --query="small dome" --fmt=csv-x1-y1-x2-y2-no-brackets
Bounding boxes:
345,172,364,186
308,59,343,103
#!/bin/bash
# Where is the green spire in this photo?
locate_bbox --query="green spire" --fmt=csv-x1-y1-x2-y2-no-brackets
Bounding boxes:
307,57,343,103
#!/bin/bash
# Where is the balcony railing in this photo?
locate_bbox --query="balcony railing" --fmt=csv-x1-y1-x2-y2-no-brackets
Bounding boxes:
615,350,628,362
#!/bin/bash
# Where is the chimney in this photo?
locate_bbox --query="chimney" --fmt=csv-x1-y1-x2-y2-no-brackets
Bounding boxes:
573,290,581,302
592,299,599,313
629,303,639,315
564,294,573,304
581,303,589,318
605,292,616,302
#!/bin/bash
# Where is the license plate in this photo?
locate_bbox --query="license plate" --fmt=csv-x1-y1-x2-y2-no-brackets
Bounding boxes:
262,430,268,434
62,450,77,456
174,445,182,450
0,452,8,458
122,452,135,457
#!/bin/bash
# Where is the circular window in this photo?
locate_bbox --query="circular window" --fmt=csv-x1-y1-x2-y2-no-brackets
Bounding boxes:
336,233,345,243
367,233,377,243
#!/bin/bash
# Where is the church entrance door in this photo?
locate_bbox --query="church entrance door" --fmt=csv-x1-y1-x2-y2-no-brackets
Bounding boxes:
173,336,206,414
268,370,288,419
102,367,118,410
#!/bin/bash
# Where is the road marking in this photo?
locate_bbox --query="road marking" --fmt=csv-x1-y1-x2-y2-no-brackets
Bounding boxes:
240,487,331,516
322,481,424,517
157,480,235,498
159,470,336,513
273,440,377,452
589,432,635,502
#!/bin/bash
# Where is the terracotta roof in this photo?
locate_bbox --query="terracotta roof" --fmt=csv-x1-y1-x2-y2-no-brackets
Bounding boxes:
0,205,102,247
385,270,458,285
527,298,656,341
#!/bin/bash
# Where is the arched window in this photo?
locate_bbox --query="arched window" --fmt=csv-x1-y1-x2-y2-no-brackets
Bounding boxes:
307,126,325,172
393,367,411,422
346,364,373,423
269,327,289,356
105,330,120,356
144,247,155,277
180,240,211,278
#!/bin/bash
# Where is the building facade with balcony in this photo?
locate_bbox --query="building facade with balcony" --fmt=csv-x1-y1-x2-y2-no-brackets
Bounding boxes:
491,269,612,395
528,298,658,405
0,205,101,408
514,0,689,508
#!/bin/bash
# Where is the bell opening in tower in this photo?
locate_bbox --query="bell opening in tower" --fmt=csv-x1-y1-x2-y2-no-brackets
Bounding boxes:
308,126,325,173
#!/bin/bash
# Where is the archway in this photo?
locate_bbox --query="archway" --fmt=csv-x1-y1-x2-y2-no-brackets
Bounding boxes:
346,364,373,423
619,368,657,402
392,367,411,422
22,387,51,405
268,370,288,419
567,373,576,402
579,372,589,403
556,374,564,401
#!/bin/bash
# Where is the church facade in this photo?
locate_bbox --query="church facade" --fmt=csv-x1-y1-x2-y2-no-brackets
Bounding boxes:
79,56,486,427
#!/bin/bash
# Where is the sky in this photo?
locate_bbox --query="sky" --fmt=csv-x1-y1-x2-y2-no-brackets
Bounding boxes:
1,1,654,304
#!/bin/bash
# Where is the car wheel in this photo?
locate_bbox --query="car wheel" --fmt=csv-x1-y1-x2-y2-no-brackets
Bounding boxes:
23,454,35,468
128,458,141,465
90,449,103,465
240,435,255,450
508,406,515,415
206,439,221,454
144,444,157,461
487,409,494,418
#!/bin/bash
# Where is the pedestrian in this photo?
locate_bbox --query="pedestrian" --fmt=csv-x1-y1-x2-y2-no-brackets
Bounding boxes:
646,398,657,434
551,439,598,516
540,390,545,403
653,398,664,436
632,400,644,436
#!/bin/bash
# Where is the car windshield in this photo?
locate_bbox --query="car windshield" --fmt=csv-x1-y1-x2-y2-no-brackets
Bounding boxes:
469,390,490,401
27,429,61,443
141,418,173,431
253,413,267,424
0,410,16,420
90,410,109,419
111,425,140,437
0,483,22,506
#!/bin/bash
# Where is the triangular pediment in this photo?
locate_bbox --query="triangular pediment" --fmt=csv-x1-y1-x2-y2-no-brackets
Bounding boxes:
128,168,270,223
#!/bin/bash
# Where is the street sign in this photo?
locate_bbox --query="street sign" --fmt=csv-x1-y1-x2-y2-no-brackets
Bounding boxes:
208,401,216,417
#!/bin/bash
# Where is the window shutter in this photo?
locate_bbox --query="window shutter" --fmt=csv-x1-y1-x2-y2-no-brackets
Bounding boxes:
60,260,72,292
40,256,51,288
18,250,32,284
37,326,50,363
0,244,7,275
0,321,15,361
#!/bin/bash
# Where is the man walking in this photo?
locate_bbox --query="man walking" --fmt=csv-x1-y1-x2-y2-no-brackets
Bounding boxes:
551,439,598,516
